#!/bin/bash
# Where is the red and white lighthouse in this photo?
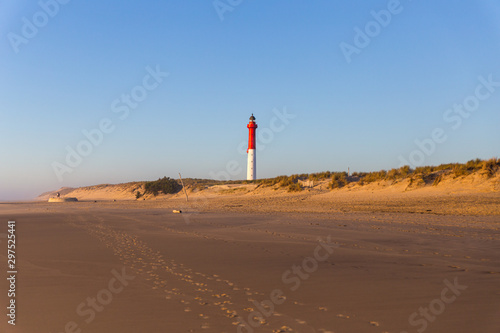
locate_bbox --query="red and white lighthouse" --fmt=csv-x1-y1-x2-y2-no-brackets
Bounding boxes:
247,114,258,180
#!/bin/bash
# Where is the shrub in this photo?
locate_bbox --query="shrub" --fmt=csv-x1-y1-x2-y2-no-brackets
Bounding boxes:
466,158,483,170
386,168,398,180
329,179,346,189
144,177,182,196
309,171,332,181
415,166,432,174
288,183,303,192
481,158,499,177
280,175,300,187
398,165,411,177
363,170,387,183
432,174,443,186
453,165,469,178
408,174,425,187
329,172,348,189
135,191,142,199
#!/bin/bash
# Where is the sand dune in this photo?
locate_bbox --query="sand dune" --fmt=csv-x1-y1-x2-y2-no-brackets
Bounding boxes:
38,182,144,201
0,170,498,332
38,171,500,216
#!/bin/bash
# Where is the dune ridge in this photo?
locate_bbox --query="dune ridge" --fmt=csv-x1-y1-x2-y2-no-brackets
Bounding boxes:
37,170,500,216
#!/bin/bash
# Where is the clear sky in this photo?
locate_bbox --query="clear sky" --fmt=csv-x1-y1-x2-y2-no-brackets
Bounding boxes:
1,0,500,201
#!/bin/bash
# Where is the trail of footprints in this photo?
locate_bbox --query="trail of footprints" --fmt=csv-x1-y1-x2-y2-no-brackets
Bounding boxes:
121,213,482,328
68,212,475,332
68,213,347,332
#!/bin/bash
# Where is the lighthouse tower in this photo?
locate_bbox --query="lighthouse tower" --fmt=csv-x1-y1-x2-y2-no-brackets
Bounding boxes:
247,114,258,180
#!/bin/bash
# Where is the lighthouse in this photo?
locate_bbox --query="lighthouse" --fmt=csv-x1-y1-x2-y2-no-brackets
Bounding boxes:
247,114,258,180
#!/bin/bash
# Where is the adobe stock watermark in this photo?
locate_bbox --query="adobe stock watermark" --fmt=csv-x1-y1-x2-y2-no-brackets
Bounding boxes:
51,65,168,182
52,267,135,333
209,107,296,181
7,0,71,54
401,277,467,333
236,235,339,333
339,0,404,64
213,0,244,21
178,107,296,225
179,106,296,223
398,74,499,168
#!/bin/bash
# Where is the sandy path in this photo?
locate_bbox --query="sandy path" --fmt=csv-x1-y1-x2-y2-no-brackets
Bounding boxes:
0,202,499,332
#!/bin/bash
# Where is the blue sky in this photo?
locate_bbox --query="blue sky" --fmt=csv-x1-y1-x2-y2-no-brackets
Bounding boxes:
1,0,500,200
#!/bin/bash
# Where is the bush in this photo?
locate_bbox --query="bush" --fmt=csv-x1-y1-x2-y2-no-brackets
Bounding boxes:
259,175,292,187
280,175,298,187
399,165,411,177
308,171,332,181
135,191,142,199
288,183,303,192
261,172,337,187
481,158,499,177
466,158,483,170
144,177,182,196
432,174,443,186
329,172,348,189
251,158,497,191
408,174,425,187
453,165,469,178
329,179,347,189
363,170,387,183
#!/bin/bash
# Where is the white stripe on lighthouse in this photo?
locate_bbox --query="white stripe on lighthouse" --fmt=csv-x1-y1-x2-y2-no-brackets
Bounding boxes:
247,149,256,180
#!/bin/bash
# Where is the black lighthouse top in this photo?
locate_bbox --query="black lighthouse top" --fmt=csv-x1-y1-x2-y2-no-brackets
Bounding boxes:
249,114,256,122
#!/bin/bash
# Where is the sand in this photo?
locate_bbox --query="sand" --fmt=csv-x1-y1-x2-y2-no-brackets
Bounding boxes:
37,170,500,216
0,196,499,333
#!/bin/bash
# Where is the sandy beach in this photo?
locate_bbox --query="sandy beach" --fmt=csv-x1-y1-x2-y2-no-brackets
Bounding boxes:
3,1,500,332
1,194,499,332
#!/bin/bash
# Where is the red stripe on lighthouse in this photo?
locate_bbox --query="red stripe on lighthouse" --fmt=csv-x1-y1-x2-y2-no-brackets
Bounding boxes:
247,121,257,151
